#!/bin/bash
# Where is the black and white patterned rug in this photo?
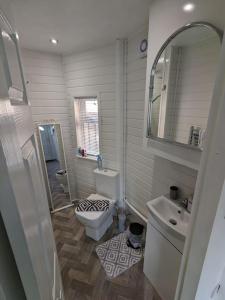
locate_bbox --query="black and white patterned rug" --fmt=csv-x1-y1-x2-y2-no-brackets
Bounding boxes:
96,232,143,279
76,199,109,211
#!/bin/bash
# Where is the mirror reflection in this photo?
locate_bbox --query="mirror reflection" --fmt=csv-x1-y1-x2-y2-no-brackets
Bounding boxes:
38,124,71,210
149,25,221,148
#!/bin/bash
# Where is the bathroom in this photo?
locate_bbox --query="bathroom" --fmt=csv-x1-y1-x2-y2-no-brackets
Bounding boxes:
1,0,225,299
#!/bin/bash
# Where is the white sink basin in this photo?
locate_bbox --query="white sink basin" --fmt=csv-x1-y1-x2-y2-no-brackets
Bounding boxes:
147,196,190,240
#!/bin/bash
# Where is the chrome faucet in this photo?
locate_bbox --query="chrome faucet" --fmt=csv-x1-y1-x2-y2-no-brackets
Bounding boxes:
179,198,188,221
180,198,188,209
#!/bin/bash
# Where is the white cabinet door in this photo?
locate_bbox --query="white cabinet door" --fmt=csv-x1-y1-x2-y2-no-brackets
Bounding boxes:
144,222,182,300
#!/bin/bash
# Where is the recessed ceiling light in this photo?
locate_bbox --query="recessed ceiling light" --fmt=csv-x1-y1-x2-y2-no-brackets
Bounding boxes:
50,38,58,45
2,31,10,39
183,2,195,12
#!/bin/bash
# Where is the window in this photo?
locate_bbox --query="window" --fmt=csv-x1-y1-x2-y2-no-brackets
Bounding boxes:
74,97,100,156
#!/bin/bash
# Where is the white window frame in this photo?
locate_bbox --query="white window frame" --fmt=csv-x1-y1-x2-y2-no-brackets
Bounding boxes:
74,96,101,160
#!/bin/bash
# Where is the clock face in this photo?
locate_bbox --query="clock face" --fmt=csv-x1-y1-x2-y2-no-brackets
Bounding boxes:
139,39,148,53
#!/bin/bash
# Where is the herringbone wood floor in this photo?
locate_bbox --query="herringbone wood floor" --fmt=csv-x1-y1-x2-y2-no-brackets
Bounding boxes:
52,207,162,300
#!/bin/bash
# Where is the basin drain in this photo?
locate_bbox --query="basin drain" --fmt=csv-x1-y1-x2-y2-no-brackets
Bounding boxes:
169,218,177,226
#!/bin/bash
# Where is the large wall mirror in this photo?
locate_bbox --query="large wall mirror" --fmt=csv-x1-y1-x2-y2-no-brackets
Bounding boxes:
37,123,71,211
146,22,223,150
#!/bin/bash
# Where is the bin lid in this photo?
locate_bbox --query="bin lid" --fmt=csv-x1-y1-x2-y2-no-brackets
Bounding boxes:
129,222,144,235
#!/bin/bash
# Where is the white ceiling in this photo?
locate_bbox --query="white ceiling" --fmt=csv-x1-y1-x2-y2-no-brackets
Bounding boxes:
11,0,151,55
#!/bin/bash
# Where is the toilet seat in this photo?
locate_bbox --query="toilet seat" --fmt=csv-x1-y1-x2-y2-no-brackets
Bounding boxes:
75,193,116,229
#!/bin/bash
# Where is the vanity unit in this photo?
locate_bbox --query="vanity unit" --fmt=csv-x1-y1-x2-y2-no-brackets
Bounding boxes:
144,196,190,300
143,21,223,300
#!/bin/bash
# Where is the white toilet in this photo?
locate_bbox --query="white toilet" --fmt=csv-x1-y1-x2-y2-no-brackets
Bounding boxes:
56,169,69,193
75,168,119,241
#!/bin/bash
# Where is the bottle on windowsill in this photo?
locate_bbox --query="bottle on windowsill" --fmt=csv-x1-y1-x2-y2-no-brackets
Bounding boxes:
97,154,103,170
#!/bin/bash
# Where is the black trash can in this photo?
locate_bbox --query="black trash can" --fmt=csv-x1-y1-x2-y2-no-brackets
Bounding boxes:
127,222,144,249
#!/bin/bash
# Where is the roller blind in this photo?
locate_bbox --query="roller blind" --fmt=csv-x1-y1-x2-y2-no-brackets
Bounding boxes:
74,97,100,156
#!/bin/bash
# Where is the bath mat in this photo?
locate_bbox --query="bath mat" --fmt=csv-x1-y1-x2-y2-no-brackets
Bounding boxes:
96,232,143,279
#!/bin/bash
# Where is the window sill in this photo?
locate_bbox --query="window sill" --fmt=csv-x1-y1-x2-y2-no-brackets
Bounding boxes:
76,154,97,162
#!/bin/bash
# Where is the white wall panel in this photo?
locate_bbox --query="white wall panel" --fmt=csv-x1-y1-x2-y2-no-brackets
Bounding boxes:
62,44,116,198
125,27,198,217
21,49,76,199
22,31,198,216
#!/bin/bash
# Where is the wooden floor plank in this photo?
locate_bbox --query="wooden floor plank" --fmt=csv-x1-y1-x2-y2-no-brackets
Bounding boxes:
52,207,161,300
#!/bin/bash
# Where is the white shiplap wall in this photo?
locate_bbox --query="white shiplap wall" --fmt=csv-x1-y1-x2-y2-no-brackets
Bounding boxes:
125,28,198,217
62,45,117,199
22,31,199,216
21,49,76,199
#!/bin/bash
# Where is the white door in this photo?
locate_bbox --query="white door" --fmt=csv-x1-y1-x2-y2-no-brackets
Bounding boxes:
0,4,63,300
0,102,64,300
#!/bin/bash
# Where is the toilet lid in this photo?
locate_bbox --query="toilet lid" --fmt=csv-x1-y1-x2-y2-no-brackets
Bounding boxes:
75,194,115,221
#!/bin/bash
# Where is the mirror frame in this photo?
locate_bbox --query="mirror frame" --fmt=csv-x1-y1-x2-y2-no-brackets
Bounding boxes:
146,21,223,150
0,9,28,104
36,122,72,211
